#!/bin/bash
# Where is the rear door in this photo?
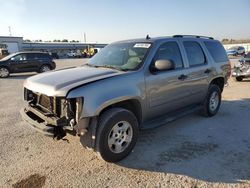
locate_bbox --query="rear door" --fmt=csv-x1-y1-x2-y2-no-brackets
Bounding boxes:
180,40,211,103
27,53,42,71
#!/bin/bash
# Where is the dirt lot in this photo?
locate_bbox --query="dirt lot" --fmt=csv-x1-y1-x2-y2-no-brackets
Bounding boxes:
0,59,249,188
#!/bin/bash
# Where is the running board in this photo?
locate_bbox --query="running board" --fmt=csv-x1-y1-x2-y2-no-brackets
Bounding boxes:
141,105,202,130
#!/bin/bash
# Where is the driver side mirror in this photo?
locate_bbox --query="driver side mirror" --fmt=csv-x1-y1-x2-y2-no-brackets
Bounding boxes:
150,59,175,72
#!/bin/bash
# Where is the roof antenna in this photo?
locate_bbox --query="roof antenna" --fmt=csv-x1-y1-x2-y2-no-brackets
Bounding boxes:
146,34,151,40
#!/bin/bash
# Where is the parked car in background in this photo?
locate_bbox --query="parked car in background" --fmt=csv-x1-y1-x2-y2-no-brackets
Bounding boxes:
242,52,250,63
232,52,250,81
226,46,245,56
21,35,231,162
66,51,77,58
0,52,56,78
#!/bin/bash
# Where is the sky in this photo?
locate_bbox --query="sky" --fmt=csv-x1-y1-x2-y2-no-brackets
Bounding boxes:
0,0,249,43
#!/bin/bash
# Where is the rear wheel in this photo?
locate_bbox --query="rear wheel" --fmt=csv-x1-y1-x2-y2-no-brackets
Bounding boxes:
39,65,51,73
202,84,221,117
236,76,243,81
0,67,10,78
96,108,139,162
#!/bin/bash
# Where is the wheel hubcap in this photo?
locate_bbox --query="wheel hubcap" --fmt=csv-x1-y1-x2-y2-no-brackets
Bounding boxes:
41,66,50,72
0,68,9,77
108,121,133,153
209,91,219,111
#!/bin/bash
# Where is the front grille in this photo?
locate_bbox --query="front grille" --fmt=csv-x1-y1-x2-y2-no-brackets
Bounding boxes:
25,89,64,117
39,95,53,111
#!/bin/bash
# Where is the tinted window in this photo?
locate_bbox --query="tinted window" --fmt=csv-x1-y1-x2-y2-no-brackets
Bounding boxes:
27,53,36,59
204,41,228,63
36,53,49,59
183,41,206,67
154,42,183,69
25,53,49,60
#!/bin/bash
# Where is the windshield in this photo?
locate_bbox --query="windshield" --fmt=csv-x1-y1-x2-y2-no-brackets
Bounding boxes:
88,42,151,71
1,53,17,61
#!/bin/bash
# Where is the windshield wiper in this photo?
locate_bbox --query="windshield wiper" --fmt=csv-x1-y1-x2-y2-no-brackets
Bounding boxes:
85,64,129,71
84,64,98,68
98,65,122,70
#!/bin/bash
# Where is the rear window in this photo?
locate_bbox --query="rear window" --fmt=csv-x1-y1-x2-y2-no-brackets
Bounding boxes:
183,41,206,67
204,41,228,63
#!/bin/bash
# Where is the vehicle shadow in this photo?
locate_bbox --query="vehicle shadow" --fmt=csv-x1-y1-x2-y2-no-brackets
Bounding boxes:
7,73,37,80
118,98,250,184
241,79,250,82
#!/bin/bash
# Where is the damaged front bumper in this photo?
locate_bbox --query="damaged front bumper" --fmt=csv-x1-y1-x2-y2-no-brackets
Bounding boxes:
21,88,97,148
20,105,97,148
20,105,73,138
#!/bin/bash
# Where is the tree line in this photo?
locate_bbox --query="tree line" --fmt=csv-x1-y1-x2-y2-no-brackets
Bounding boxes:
24,39,80,43
221,38,250,44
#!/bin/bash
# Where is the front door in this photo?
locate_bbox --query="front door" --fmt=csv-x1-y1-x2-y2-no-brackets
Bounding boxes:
9,53,35,73
145,41,193,120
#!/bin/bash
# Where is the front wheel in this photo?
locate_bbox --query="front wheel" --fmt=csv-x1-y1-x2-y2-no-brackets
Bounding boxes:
39,65,51,73
0,67,10,78
236,76,243,81
96,108,139,162
202,84,221,117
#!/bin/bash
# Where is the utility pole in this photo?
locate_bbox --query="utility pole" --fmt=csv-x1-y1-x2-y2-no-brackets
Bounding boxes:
8,26,12,36
84,33,86,43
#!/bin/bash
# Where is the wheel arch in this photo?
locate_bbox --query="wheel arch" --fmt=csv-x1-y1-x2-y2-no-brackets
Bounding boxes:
97,98,142,126
209,77,225,92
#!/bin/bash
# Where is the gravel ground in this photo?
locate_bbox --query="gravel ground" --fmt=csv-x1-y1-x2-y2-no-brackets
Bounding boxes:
0,58,249,188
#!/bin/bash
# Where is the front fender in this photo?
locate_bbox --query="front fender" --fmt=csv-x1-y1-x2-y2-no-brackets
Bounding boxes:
66,71,146,118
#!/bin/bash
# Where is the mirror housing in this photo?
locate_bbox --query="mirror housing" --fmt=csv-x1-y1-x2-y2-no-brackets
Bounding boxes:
151,59,175,72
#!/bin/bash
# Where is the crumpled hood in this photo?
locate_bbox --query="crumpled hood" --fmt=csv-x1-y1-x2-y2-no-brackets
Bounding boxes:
24,66,123,96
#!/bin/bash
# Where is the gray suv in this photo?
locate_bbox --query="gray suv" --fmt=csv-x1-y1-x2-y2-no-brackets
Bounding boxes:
21,35,231,162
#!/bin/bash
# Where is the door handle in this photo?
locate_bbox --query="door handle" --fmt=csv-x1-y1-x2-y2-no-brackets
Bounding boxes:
178,74,188,80
204,69,212,74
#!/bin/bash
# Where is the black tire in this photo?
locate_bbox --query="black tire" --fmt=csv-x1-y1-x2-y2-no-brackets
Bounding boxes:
202,84,221,117
0,67,10,78
236,77,243,81
96,107,139,162
39,65,51,73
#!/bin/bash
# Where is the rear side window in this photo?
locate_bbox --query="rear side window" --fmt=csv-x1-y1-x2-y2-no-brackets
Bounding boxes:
204,41,228,63
154,42,183,69
183,41,206,67
27,53,36,59
36,53,49,59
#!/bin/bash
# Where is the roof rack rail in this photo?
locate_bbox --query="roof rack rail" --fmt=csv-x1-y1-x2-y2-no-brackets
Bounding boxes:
173,35,214,40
